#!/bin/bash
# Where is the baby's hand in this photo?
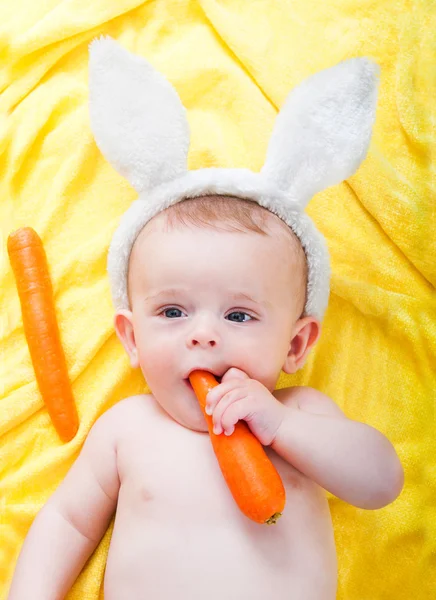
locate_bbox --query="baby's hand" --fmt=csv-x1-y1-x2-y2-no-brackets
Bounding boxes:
205,368,286,446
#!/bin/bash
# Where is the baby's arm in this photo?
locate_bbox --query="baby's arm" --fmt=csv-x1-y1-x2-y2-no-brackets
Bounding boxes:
272,388,404,509
7,408,121,600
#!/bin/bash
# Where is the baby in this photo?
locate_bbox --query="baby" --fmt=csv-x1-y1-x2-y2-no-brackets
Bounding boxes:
7,194,404,600
7,39,404,600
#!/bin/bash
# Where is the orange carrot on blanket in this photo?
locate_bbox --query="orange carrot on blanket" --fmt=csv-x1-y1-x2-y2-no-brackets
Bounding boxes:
189,370,286,524
7,227,79,442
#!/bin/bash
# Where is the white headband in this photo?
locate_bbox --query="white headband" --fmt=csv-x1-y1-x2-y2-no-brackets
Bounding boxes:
88,36,379,321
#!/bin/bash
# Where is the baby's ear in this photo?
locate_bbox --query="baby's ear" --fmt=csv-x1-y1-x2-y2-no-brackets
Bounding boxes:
88,36,190,193
283,317,321,374
261,58,380,208
114,310,139,369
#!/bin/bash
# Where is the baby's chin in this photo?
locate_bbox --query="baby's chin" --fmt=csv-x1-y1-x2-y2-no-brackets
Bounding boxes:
167,389,209,432
169,410,209,433
181,418,209,433
149,379,210,432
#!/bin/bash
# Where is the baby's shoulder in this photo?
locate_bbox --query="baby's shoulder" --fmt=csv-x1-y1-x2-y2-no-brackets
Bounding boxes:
273,385,345,418
99,394,152,424
92,394,155,439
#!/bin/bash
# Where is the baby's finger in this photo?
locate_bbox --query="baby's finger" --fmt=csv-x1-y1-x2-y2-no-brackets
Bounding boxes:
212,389,246,435
221,398,254,436
206,381,241,415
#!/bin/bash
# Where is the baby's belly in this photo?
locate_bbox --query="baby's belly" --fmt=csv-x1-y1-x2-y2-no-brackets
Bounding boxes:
105,515,335,600
104,472,337,599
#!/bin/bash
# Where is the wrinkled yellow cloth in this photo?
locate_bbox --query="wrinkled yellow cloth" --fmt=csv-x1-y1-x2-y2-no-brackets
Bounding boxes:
1,1,435,598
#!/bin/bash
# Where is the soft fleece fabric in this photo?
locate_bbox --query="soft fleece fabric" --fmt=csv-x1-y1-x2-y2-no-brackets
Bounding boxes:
0,1,435,599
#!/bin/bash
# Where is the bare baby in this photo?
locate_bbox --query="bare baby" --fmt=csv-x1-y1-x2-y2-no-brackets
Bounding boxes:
7,196,404,600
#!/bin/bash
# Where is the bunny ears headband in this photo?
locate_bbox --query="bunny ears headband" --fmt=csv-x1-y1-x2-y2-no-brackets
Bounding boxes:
88,36,380,321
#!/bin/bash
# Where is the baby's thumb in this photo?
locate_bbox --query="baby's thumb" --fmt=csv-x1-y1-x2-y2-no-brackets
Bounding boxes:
221,367,250,383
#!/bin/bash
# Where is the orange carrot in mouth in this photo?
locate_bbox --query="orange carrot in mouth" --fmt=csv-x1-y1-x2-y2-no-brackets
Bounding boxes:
189,370,286,524
7,227,79,442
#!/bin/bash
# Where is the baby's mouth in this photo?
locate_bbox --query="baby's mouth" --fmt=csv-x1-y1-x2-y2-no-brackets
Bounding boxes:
184,373,222,389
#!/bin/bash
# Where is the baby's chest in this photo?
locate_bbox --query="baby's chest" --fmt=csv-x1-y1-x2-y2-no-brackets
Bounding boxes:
118,426,240,517
116,419,310,523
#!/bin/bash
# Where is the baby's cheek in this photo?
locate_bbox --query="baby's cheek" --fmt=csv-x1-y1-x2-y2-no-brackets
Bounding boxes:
136,336,170,384
140,348,165,376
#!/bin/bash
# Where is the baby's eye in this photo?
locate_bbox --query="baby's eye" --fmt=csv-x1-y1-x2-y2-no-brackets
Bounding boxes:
162,307,184,318
226,311,253,323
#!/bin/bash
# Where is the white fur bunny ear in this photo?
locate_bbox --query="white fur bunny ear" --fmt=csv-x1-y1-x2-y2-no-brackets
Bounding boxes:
261,58,380,207
88,36,190,192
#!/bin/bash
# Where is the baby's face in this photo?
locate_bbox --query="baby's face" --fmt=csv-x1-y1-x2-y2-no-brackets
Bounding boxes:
116,213,316,432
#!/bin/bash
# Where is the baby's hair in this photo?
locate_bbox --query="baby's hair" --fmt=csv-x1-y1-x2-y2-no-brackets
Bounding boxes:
159,195,308,317
162,195,278,236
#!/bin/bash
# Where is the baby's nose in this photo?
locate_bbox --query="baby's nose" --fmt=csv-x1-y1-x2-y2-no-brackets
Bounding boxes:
190,335,217,348
188,325,220,348
187,315,221,348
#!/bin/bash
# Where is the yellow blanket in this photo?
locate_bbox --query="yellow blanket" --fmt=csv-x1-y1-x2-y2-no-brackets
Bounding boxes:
1,1,435,598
